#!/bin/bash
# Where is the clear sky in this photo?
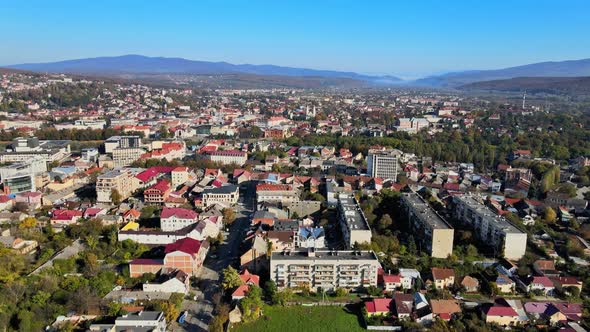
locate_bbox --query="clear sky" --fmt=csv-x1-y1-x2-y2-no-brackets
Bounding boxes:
1,0,589,78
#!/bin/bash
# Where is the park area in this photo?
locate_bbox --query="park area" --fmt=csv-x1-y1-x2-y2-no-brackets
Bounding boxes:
233,305,366,332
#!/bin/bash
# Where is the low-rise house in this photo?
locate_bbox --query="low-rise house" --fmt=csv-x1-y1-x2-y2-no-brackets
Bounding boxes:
51,209,83,226
90,311,166,332
231,269,261,301
413,292,433,324
484,305,520,327
533,260,559,277
460,276,480,293
430,299,461,321
431,268,455,289
495,274,516,294
392,293,414,320
160,207,199,232
129,258,165,277
399,268,421,290
379,269,402,292
524,302,566,325
201,184,239,208
296,227,325,249
142,269,190,294
549,276,583,293
527,276,555,295
365,298,393,317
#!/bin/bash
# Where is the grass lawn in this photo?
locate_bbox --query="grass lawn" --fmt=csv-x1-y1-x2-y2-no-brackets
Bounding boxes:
233,305,366,332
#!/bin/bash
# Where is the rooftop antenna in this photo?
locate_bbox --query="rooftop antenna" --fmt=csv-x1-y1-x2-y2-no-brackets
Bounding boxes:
522,90,526,109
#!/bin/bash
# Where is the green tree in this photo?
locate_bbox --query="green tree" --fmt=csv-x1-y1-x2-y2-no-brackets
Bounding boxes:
221,266,243,291
110,189,122,205
543,207,557,224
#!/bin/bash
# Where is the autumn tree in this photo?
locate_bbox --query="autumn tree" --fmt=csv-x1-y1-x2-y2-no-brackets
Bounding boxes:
221,266,242,291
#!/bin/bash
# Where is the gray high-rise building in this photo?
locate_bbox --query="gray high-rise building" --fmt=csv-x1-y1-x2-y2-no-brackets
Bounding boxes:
366,148,402,181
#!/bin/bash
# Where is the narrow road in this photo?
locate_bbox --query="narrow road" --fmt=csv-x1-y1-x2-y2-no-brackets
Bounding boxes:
172,182,254,331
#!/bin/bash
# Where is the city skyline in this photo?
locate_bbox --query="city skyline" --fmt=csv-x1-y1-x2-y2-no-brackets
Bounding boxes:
2,0,590,78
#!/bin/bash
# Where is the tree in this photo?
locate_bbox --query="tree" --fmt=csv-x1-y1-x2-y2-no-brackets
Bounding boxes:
110,189,122,205
222,208,236,226
377,214,393,231
543,207,557,224
19,216,38,229
239,285,263,322
221,266,243,291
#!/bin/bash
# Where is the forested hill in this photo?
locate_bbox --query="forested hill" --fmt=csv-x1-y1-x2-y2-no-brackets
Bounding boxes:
459,76,590,96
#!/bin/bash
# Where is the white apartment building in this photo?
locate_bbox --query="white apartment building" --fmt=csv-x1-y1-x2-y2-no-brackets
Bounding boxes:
453,194,527,260
112,147,145,167
270,249,381,291
96,168,137,203
205,150,247,166
0,156,46,193
401,192,454,258
171,166,189,187
201,185,239,208
0,137,71,164
337,194,372,248
256,184,300,207
160,207,199,232
366,148,402,181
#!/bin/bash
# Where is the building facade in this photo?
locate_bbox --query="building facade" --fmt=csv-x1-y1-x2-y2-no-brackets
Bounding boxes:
337,194,372,248
270,249,381,291
401,192,454,258
366,148,402,181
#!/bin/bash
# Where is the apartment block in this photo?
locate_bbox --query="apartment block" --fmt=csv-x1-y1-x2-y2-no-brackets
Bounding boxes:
205,150,247,166
270,249,381,291
256,184,299,207
453,195,527,260
0,157,46,194
337,194,372,248
401,192,454,258
96,168,137,203
366,148,402,181
201,184,239,208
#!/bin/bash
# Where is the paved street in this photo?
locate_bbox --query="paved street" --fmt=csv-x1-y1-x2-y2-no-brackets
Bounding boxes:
171,183,254,331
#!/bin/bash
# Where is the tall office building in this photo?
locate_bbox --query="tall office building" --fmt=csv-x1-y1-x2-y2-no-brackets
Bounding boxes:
366,148,402,181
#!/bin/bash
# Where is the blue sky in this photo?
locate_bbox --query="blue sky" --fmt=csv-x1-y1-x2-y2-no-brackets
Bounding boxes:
1,0,589,78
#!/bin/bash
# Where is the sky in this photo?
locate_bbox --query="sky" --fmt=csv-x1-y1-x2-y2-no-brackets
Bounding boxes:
1,0,589,79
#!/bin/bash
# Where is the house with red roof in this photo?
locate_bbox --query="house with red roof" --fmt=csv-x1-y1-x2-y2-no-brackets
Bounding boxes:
51,209,83,226
231,269,261,301
431,268,455,289
378,268,402,291
164,237,209,276
527,276,556,295
144,179,171,204
549,276,583,293
484,305,519,326
365,298,393,317
123,208,141,223
160,207,199,232
84,207,107,219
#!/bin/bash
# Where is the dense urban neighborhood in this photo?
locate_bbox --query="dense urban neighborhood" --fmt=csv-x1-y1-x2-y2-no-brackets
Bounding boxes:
0,70,590,332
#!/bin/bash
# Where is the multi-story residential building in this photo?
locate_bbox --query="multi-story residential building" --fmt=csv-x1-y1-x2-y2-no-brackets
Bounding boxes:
201,184,239,208
205,150,247,166
366,148,402,181
453,194,527,260
160,207,199,232
171,166,189,187
0,157,46,193
401,192,454,258
96,168,136,203
104,136,143,153
144,179,172,204
270,249,381,291
337,194,372,248
256,184,299,207
163,237,209,276
112,147,145,167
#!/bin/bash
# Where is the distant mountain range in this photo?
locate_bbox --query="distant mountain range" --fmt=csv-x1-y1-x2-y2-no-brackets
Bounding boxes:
5,55,590,91
4,54,402,86
413,58,590,87
459,76,590,96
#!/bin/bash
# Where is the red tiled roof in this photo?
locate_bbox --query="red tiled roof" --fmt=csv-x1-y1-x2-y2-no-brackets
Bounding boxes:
256,184,292,191
383,274,401,283
486,306,517,317
231,284,251,298
165,237,202,256
147,179,171,193
136,166,175,183
130,258,164,266
432,268,455,280
365,298,392,313
161,207,199,220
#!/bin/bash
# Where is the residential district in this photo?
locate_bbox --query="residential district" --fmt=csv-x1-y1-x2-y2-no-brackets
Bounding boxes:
0,71,589,332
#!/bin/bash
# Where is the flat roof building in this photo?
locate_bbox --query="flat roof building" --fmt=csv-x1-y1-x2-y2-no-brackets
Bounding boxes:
401,191,454,258
270,249,381,291
453,194,527,260
337,194,372,248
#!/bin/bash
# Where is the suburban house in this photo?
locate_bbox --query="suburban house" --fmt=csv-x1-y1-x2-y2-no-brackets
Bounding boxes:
431,268,455,289
392,293,413,320
527,276,556,296
460,276,480,293
378,269,402,292
231,269,261,301
142,269,190,294
430,299,461,321
484,305,520,326
365,298,393,317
